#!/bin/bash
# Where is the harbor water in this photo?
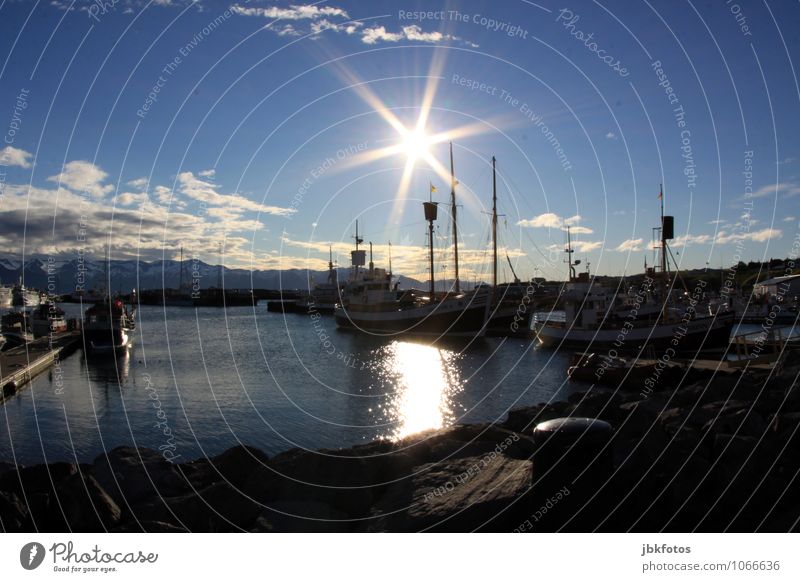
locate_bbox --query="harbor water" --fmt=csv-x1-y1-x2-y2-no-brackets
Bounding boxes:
0,304,577,465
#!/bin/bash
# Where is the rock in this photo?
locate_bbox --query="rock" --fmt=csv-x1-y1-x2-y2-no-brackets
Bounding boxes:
702,408,767,438
60,474,122,532
0,490,30,531
91,447,189,507
0,462,77,496
611,394,671,439
0,462,78,530
133,481,262,532
178,445,269,491
112,520,189,533
255,500,350,532
371,452,532,532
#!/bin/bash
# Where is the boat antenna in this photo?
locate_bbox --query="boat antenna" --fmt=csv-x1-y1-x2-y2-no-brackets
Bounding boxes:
450,142,460,294
328,245,334,284
565,226,576,281
660,184,667,277
388,241,393,277
492,155,498,290
369,242,374,273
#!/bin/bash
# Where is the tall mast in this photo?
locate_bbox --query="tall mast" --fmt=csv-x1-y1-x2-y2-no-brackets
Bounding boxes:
328,245,334,284
492,156,498,290
388,241,392,277
354,220,363,277
660,184,667,277
423,198,439,299
450,142,460,293
369,242,374,273
565,226,576,281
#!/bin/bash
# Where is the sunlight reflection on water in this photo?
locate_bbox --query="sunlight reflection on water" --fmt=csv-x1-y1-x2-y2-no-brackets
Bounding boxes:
374,340,463,440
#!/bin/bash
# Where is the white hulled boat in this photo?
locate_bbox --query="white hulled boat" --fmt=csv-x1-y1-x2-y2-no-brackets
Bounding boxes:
533,189,735,352
334,214,490,338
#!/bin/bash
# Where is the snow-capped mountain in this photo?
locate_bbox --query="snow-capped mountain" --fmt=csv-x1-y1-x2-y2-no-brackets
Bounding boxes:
0,258,429,294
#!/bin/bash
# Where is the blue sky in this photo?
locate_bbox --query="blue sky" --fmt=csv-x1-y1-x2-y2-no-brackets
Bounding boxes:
0,0,798,282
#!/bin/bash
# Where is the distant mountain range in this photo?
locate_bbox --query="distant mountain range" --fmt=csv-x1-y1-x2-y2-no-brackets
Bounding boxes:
0,258,435,295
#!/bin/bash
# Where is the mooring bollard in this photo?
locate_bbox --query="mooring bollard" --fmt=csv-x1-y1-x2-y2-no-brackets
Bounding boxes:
529,417,613,531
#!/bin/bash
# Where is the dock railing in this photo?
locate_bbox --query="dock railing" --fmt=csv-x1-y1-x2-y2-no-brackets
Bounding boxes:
728,325,794,368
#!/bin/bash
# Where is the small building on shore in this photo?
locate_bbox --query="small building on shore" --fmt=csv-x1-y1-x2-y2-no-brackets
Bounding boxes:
753,274,800,301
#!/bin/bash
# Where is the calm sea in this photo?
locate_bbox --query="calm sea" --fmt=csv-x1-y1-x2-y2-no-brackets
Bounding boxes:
0,304,577,465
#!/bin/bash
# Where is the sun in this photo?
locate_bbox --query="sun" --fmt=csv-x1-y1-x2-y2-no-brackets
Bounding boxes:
398,127,432,162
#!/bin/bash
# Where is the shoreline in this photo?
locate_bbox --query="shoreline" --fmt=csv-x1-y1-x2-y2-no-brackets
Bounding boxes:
2,352,799,532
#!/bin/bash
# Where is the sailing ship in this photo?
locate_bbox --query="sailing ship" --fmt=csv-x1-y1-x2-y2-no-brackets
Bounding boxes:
334,197,491,339
296,246,341,313
532,188,735,352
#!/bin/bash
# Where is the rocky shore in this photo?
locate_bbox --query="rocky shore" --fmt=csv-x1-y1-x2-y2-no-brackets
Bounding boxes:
2,353,800,532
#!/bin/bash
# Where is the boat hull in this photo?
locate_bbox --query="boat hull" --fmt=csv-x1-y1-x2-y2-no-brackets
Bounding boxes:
83,327,131,352
335,296,489,338
533,311,735,352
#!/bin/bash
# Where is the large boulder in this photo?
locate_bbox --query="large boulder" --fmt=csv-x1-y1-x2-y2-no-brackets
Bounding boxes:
0,490,31,531
132,481,262,532
59,474,122,532
91,447,189,508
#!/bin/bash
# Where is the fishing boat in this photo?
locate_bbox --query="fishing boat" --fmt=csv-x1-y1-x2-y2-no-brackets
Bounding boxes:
30,303,68,337
83,298,136,352
334,211,490,338
296,246,341,313
532,189,735,352
1,311,34,349
12,283,42,307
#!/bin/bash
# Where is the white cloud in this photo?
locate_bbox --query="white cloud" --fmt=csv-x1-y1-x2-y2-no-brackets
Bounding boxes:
572,240,603,252
783,216,796,222
230,4,476,46
605,131,617,140
671,227,782,247
748,182,800,199
0,145,33,169
47,160,113,198
198,169,216,178
177,171,295,216
230,4,349,20
614,238,644,252
361,25,404,44
517,212,592,233
716,227,782,244
127,177,149,190
360,24,470,46
518,212,561,228
114,192,150,207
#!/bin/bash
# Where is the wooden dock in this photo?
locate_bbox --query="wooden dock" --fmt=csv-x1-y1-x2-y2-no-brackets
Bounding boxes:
0,331,81,401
